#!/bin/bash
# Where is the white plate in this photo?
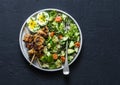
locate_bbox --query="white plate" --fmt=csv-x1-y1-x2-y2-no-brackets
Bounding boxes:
19,8,83,71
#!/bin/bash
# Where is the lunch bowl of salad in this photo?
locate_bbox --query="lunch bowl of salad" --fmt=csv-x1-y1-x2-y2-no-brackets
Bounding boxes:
19,8,83,71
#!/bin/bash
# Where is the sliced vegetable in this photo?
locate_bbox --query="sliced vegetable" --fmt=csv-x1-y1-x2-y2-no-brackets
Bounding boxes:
40,56,47,63
47,43,51,49
68,49,75,54
52,21,59,30
69,41,74,48
53,47,58,53
55,59,62,68
60,56,65,63
42,63,49,68
52,35,59,43
50,32,55,37
62,36,68,41
49,10,57,21
47,56,53,63
49,64,56,69
52,53,58,60
62,14,67,20
43,46,48,54
75,42,80,47
61,51,65,56
59,22,65,34
59,35,63,39
57,44,61,49
46,52,51,56
68,56,74,61
55,16,62,22
75,47,79,53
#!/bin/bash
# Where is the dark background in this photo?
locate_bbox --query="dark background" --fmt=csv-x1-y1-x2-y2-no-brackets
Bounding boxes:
0,0,120,85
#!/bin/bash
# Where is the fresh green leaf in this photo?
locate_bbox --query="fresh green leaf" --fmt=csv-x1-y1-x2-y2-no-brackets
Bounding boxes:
40,56,47,63
47,55,53,63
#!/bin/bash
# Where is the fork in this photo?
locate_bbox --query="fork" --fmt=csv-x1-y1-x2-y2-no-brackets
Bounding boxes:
63,23,70,75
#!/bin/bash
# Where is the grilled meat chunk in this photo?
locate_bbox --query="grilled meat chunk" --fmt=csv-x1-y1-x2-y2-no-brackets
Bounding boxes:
23,34,33,43
23,26,49,60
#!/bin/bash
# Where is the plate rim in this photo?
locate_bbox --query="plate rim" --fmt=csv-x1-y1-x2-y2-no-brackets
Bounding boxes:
19,8,83,72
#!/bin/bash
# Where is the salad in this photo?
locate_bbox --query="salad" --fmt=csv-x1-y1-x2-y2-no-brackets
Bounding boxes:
23,9,81,69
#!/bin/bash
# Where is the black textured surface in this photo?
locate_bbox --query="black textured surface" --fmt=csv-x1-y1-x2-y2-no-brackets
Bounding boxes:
0,0,120,85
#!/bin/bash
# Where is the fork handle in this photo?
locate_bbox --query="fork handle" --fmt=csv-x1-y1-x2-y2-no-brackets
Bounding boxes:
63,41,70,75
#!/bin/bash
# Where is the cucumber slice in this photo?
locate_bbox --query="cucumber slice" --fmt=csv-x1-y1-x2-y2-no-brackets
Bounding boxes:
62,37,68,41
75,47,79,52
55,59,62,68
68,56,74,61
42,63,49,68
52,35,59,43
43,47,48,54
62,14,67,20
61,51,65,56
68,49,75,54
47,43,51,49
46,52,51,56
69,41,74,48
57,44,61,49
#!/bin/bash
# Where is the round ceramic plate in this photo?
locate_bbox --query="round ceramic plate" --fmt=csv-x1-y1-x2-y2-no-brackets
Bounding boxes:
19,8,83,71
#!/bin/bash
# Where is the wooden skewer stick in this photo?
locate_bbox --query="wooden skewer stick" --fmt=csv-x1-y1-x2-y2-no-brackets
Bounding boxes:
30,54,35,65
24,27,30,34
37,58,41,67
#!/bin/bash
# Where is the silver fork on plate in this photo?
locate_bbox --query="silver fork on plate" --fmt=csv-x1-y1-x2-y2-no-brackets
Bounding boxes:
63,23,70,75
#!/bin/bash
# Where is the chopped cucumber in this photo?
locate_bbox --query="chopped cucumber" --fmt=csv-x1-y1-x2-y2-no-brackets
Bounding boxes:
62,37,68,41
75,47,79,52
69,41,74,48
57,44,61,49
47,43,51,49
43,47,48,54
77,36,80,41
55,59,62,68
62,14,67,20
68,56,74,61
53,47,58,53
61,51,65,56
75,32,79,36
42,63,49,68
68,49,75,54
53,35,59,43
60,40,65,45
46,52,51,56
